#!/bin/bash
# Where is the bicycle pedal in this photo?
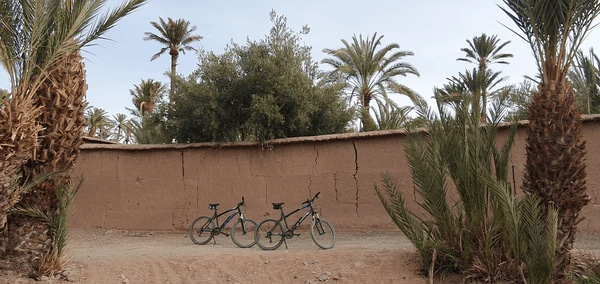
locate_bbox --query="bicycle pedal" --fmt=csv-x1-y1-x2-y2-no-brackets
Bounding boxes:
294,233,301,237
222,232,230,237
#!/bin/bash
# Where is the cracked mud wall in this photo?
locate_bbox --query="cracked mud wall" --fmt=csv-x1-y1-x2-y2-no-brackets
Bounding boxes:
71,118,600,232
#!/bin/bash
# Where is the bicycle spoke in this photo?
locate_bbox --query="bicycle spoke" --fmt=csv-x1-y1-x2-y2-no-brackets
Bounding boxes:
255,219,284,250
231,219,257,248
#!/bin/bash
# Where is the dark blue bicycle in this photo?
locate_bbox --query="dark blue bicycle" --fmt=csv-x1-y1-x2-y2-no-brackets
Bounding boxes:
254,192,336,250
189,197,257,248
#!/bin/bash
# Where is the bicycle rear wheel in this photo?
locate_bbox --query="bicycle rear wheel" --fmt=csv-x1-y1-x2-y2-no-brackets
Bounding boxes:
310,218,336,249
231,218,257,248
255,219,284,250
189,216,214,245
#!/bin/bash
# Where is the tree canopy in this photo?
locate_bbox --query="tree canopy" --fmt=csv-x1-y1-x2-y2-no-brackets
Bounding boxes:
168,11,352,143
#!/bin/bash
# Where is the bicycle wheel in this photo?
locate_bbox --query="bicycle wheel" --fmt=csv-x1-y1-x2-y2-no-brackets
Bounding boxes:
231,218,257,248
254,219,284,250
189,216,214,245
310,218,336,249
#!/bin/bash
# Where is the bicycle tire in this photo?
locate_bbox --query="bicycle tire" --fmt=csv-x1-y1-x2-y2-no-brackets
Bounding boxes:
231,218,257,248
189,216,214,245
254,218,284,250
310,218,336,249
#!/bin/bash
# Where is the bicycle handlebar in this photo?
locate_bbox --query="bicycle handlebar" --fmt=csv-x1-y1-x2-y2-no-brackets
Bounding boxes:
303,192,321,205
237,196,245,207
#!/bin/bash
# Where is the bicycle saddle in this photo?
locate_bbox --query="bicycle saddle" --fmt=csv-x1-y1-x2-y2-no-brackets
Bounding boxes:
209,203,219,210
272,203,284,209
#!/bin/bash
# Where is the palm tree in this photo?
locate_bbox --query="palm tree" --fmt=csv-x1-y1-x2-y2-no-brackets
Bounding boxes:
501,0,600,280
84,107,113,138
322,33,421,131
111,113,133,143
372,100,412,130
569,48,600,114
457,34,512,121
143,17,202,105
130,79,167,116
0,0,147,276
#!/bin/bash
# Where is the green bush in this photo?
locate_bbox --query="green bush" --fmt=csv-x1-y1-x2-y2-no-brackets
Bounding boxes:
375,98,558,283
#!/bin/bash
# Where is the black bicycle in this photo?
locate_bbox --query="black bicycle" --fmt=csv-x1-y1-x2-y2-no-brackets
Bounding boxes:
189,197,257,248
254,192,336,250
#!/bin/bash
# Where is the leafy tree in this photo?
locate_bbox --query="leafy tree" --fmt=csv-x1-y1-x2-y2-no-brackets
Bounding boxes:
144,17,202,104
457,34,513,121
322,33,421,131
169,11,352,143
501,0,600,279
0,0,147,276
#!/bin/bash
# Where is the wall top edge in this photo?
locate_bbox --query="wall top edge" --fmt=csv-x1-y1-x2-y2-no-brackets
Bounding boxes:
80,114,600,151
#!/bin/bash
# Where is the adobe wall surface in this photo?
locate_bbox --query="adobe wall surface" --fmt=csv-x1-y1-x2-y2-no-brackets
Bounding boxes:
70,117,600,232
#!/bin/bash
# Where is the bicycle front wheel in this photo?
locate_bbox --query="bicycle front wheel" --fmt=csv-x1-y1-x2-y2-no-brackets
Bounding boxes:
189,216,214,245
231,218,257,248
310,218,336,249
255,219,284,250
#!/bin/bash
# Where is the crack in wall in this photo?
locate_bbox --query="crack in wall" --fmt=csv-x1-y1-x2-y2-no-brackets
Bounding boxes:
311,144,319,196
308,175,313,196
333,173,339,202
181,151,185,179
352,141,359,216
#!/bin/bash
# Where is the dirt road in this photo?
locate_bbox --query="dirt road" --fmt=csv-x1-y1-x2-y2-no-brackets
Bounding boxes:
3,229,600,284
3,229,430,284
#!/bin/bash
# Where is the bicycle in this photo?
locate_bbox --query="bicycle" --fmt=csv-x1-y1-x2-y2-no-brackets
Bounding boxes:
189,196,257,248
254,192,336,250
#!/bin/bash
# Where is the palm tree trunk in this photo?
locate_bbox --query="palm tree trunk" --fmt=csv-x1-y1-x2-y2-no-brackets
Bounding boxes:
0,94,41,257
7,45,87,275
170,54,178,105
360,106,377,131
523,78,588,281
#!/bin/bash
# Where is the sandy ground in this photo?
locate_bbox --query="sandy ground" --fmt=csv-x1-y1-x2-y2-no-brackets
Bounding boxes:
1,229,434,284
2,229,600,284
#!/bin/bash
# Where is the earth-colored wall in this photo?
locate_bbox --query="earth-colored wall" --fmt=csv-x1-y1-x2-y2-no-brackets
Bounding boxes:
71,116,600,232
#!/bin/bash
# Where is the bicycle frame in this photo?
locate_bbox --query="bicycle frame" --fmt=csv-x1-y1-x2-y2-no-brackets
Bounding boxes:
276,201,316,232
206,205,244,231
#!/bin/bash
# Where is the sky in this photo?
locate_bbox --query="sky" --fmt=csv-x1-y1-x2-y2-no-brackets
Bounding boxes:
3,0,600,117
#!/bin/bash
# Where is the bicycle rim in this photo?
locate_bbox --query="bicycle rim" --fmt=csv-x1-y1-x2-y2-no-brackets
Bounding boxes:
231,218,257,248
310,218,336,249
189,216,214,245
255,219,284,250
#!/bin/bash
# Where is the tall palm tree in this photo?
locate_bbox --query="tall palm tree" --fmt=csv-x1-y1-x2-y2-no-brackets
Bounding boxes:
501,0,600,280
0,0,147,276
130,79,167,116
322,33,421,131
457,34,512,121
143,17,202,105
569,48,600,114
84,107,112,138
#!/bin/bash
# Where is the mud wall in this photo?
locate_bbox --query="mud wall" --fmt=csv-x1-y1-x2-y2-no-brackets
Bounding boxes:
71,116,600,232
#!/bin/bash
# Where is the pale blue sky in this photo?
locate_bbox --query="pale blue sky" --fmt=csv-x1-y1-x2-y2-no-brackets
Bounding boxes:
3,1,600,117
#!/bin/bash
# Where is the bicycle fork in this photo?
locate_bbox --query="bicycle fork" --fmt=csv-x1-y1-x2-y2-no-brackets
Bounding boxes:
313,214,326,236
